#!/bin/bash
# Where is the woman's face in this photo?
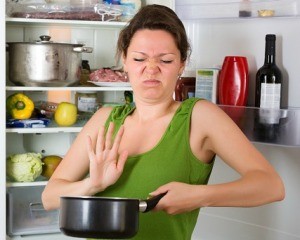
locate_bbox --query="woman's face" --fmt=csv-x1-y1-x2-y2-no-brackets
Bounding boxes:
123,29,185,102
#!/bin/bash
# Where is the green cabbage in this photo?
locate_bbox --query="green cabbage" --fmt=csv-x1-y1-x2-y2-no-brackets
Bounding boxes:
7,153,43,182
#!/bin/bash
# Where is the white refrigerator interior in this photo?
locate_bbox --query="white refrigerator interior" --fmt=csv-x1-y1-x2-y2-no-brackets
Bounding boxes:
3,0,300,239
174,1,300,240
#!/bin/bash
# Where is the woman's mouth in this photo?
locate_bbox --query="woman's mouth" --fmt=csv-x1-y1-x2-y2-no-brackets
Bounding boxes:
143,79,161,86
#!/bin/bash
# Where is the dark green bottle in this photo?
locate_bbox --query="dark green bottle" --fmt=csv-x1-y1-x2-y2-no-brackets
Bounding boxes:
255,34,282,109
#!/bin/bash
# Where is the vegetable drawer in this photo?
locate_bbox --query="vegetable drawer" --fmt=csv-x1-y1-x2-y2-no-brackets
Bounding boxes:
6,186,60,236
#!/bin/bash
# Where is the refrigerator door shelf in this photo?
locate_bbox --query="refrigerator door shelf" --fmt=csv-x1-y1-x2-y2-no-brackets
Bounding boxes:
175,0,299,20
219,105,300,147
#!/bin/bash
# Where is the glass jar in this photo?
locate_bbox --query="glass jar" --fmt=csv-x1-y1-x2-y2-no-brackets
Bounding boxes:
75,91,98,113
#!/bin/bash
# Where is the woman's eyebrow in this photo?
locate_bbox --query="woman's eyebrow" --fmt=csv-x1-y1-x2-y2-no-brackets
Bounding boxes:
131,51,176,57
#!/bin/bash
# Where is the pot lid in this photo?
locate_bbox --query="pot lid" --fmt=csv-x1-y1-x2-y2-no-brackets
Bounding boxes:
7,35,84,47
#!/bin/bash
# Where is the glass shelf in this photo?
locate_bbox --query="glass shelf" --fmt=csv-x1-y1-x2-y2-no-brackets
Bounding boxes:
6,114,90,134
6,181,48,188
6,85,132,92
6,176,48,187
175,0,299,20
6,17,127,28
219,105,300,147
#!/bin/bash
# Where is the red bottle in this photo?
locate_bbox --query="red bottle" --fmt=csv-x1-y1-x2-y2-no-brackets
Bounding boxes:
218,56,249,106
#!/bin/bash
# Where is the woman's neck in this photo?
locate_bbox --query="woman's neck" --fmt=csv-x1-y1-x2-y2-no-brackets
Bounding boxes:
132,98,179,123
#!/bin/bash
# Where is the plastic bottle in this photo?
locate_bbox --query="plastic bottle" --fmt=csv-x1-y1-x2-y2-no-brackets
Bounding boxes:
120,0,141,20
239,0,252,17
218,56,249,106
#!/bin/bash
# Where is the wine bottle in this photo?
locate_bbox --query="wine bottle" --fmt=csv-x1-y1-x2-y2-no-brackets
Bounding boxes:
255,34,282,109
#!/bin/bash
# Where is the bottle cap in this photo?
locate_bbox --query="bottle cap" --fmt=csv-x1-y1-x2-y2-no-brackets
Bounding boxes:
266,34,276,41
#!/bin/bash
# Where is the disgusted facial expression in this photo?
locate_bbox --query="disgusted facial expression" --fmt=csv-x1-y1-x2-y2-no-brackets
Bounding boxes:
123,29,185,102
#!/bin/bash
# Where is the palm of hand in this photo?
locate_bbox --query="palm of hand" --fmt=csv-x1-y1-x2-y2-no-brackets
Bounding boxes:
87,123,128,192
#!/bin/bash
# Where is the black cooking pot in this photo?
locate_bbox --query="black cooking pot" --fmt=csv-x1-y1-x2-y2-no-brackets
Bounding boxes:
59,193,166,239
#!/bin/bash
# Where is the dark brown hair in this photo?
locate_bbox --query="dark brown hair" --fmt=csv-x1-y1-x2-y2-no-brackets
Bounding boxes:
116,4,191,62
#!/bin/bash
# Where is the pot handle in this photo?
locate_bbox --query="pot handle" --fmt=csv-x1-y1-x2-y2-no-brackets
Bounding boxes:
73,47,93,53
139,192,167,213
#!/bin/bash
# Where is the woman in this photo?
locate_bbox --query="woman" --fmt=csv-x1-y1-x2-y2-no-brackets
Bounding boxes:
42,4,285,239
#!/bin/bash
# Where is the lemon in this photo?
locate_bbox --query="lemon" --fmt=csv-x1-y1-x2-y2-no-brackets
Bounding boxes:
54,102,77,126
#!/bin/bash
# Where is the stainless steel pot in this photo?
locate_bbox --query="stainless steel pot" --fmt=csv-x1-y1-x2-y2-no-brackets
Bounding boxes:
7,35,93,87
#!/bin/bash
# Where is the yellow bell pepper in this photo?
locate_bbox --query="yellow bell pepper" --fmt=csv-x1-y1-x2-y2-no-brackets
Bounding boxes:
6,93,34,119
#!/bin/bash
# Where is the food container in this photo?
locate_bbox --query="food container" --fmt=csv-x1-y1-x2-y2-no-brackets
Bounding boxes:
75,91,98,113
70,0,99,5
6,35,93,87
7,1,123,21
6,118,51,128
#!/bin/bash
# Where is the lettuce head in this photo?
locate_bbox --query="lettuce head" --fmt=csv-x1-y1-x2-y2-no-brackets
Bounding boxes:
7,153,43,182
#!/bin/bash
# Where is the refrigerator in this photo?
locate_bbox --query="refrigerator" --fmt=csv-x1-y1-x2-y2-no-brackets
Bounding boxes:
2,0,300,239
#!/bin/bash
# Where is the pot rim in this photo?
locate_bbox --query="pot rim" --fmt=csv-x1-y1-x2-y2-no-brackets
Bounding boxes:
61,195,140,201
7,42,84,47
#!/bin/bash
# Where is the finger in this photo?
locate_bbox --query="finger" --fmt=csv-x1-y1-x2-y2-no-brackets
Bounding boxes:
105,122,114,150
86,134,96,162
116,150,128,172
111,125,124,153
96,126,105,156
149,184,170,197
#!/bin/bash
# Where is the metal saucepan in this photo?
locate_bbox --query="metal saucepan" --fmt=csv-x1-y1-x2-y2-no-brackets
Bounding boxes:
6,35,93,87
59,192,166,239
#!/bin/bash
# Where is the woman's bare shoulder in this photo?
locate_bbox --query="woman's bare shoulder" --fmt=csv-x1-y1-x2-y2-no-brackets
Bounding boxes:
191,100,231,125
80,106,114,133
190,100,242,145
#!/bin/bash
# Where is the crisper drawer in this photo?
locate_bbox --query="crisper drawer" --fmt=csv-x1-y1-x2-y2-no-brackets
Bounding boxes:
7,186,60,236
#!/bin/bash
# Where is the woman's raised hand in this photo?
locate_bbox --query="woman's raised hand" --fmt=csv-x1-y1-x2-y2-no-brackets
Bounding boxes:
86,122,128,193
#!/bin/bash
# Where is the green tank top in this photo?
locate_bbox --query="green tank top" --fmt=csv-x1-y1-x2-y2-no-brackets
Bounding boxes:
96,97,214,240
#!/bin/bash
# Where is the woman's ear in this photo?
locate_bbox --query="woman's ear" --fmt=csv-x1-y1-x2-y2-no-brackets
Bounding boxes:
179,62,186,75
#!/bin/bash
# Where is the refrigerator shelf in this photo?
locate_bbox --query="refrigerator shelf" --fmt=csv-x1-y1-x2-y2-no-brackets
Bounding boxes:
219,105,300,147
6,181,48,188
6,127,82,134
6,106,300,147
5,17,127,28
175,0,299,20
6,86,133,92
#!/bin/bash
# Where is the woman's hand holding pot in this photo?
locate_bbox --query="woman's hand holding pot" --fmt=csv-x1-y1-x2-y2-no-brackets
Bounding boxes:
86,122,128,193
150,182,202,215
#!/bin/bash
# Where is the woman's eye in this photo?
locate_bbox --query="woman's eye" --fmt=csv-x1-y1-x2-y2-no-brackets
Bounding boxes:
161,60,173,64
133,58,145,62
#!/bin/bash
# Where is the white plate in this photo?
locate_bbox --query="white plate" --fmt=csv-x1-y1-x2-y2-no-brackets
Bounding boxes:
88,81,131,87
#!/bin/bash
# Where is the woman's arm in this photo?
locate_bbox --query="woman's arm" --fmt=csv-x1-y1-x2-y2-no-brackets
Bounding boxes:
194,101,285,207
152,100,285,214
42,107,128,210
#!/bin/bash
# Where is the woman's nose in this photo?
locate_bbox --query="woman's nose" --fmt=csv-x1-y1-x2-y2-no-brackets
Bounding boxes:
146,58,159,72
